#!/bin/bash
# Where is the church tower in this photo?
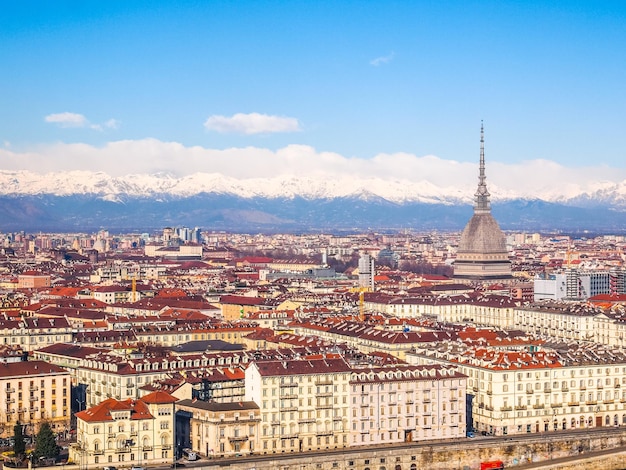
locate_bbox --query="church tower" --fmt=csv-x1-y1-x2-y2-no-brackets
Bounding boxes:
454,123,512,280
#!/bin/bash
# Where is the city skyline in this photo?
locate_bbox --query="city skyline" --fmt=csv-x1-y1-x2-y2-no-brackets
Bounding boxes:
1,1,626,194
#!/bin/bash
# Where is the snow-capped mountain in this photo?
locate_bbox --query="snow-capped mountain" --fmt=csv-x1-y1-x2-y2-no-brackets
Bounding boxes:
0,170,625,232
0,170,468,203
2,169,626,206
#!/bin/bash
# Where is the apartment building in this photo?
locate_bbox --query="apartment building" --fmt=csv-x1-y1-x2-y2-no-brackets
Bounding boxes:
77,350,250,407
291,319,455,360
407,341,626,436
175,400,260,458
245,357,352,454
0,317,73,352
349,364,466,446
17,271,51,289
0,361,71,438
513,303,599,342
72,391,177,469
386,294,516,329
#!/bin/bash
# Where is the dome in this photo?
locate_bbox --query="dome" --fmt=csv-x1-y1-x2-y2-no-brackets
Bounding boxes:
458,213,507,254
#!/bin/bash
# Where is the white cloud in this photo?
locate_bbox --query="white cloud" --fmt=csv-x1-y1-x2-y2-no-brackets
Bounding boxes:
44,112,119,131
370,52,395,66
103,119,120,129
204,113,301,134
44,112,88,128
0,139,624,201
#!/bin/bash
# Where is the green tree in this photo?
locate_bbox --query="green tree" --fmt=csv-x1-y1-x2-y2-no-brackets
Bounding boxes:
33,422,59,461
13,421,26,459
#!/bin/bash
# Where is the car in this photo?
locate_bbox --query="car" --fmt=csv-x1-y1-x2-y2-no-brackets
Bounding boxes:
466,431,475,438
103,466,117,470
130,466,145,470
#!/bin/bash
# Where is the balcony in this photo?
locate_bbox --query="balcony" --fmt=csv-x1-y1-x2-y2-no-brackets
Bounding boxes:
315,380,333,386
526,390,534,394
142,446,152,452
161,445,172,450
280,393,298,399
317,392,333,397
281,382,298,388
279,406,298,412
228,435,250,443
567,402,580,407
115,448,131,454
315,431,333,437
500,406,512,412
515,405,527,410
585,401,598,405
533,404,545,410
29,396,37,402
551,403,562,408
93,450,104,456
29,386,38,392
298,418,316,424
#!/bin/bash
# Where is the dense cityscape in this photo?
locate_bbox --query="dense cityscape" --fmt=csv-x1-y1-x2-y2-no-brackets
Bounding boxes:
5,1,626,469
0,143,625,470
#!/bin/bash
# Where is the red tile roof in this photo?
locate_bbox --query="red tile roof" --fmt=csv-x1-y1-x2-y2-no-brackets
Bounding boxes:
140,390,178,404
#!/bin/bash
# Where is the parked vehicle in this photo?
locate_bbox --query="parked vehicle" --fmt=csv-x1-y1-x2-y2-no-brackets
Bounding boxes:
480,460,504,470
182,448,198,461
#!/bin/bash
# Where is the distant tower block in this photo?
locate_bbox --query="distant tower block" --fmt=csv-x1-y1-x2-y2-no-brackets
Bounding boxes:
358,253,375,290
454,123,512,280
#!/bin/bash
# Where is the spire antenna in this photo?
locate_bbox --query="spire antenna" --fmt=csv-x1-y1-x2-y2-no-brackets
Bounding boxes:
474,121,491,213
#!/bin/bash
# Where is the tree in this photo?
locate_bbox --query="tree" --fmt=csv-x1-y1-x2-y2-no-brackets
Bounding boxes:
13,421,26,459
33,422,59,461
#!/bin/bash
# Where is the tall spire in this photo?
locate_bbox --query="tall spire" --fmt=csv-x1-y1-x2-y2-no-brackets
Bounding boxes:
474,120,491,213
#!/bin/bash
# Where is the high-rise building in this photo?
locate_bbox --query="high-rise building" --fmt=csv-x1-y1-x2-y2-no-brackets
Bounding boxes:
358,252,375,289
454,124,511,280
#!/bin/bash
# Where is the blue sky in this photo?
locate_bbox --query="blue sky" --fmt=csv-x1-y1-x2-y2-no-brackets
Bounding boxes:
1,1,625,184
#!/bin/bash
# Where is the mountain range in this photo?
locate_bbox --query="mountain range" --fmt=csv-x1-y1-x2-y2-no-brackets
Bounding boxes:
0,170,625,233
